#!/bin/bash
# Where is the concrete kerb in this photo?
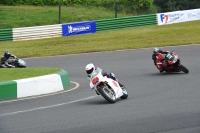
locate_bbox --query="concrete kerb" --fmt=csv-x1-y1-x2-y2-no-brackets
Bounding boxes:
0,69,71,101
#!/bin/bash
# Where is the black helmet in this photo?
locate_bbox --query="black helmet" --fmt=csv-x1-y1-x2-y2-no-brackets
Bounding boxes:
4,50,11,58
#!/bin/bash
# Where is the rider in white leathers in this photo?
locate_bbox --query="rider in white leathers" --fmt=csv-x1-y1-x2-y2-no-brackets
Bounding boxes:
85,63,125,95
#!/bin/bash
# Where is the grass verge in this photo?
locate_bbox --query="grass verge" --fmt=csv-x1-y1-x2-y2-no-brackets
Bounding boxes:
0,20,200,58
0,68,61,82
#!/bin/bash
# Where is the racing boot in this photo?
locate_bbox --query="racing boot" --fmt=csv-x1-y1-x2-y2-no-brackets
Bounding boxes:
118,82,125,90
159,67,165,73
159,69,164,73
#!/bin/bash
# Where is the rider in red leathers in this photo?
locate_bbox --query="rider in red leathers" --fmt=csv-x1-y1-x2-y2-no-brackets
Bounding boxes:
152,48,170,73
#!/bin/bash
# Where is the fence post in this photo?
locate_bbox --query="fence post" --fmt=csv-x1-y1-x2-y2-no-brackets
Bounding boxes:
114,0,117,18
58,4,61,24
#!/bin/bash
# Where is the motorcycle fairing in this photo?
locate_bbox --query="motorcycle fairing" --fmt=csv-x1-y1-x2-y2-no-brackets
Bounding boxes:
157,53,164,61
99,77,123,98
89,71,123,99
166,53,179,65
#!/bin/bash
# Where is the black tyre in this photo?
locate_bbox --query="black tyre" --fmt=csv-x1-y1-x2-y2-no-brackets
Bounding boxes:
18,66,26,68
98,86,116,103
180,65,189,73
120,89,128,99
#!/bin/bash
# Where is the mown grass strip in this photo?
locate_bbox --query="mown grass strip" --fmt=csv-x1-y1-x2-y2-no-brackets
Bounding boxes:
0,68,61,82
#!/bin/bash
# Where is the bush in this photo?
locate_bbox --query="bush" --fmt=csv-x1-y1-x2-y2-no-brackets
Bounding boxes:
0,0,156,14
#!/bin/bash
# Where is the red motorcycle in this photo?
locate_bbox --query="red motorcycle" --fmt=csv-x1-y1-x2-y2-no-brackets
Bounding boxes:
155,50,189,73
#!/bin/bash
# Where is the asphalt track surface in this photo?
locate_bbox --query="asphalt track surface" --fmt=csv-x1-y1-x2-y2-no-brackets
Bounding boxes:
0,45,200,133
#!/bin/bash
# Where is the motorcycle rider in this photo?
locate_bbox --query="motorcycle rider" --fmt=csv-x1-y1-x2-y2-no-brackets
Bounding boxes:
152,48,170,72
0,50,17,68
85,63,125,95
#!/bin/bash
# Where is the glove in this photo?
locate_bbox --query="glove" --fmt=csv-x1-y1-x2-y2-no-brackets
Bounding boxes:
110,73,115,78
87,75,90,80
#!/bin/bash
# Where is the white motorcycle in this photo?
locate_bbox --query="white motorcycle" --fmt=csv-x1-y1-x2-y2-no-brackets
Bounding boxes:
8,58,27,68
89,70,128,103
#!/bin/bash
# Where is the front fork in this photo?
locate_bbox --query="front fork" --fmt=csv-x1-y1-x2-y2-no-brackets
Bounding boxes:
163,59,181,70
174,59,181,70
97,82,116,96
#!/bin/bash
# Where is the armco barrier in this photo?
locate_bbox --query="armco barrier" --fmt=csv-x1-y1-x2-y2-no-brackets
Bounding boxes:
0,14,157,42
13,24,62,41
96,14,157,31
0,29,13,42
0,69,70,101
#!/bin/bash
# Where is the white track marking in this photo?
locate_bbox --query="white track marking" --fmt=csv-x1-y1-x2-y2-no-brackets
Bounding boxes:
0,81,79,104
0,95,97,117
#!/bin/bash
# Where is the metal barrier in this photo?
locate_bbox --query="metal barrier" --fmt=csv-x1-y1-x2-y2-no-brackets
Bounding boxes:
0,29,13,42
96,14,157,31
0,14,157,42
13,24,62,41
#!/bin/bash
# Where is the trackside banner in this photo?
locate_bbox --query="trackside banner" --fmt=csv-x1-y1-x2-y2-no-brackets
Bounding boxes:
62,21,96,36
157,8,200,25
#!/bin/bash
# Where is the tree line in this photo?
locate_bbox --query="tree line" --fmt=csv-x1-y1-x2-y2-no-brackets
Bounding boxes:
1,0,200,13
154,0,200,12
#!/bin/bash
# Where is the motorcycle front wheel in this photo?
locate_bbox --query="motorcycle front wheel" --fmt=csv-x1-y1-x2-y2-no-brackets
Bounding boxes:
120,89,128,99
98,86,116,103
180,65,189,73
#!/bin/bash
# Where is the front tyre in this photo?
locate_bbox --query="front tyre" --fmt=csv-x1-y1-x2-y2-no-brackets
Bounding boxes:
120,89,128,99
98,86,116,103
180,65,189,73
19,66,26,68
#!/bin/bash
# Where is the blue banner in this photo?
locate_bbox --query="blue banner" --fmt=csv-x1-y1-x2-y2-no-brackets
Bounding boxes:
62,21,96,36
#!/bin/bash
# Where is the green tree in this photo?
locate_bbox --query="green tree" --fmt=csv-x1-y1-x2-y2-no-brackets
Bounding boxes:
154,0,200,12
176,0,200,10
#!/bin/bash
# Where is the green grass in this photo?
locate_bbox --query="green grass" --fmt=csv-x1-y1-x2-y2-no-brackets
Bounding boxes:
0,68,61,82
0,5,130,29
0,20,200,58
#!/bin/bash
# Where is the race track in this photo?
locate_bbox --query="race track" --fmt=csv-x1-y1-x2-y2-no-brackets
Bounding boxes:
0,45,200,133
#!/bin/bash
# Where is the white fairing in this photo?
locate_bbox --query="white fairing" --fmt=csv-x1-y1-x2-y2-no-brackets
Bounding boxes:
89,70,124,99
173,54,178,63
18,58,27,66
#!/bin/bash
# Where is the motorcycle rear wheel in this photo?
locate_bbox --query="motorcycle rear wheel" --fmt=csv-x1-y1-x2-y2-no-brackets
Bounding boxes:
180,65,189,73
98,86,116,103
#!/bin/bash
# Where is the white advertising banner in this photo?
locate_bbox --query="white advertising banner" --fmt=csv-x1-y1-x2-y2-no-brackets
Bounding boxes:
157,9,200,25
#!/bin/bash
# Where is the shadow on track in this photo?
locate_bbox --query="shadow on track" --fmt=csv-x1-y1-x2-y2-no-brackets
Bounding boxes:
79,96,128,105
146,72,187,76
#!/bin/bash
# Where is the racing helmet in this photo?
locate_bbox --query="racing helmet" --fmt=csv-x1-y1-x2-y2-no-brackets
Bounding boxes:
85,63,95,75
4,50,11,58
153,48,159,53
